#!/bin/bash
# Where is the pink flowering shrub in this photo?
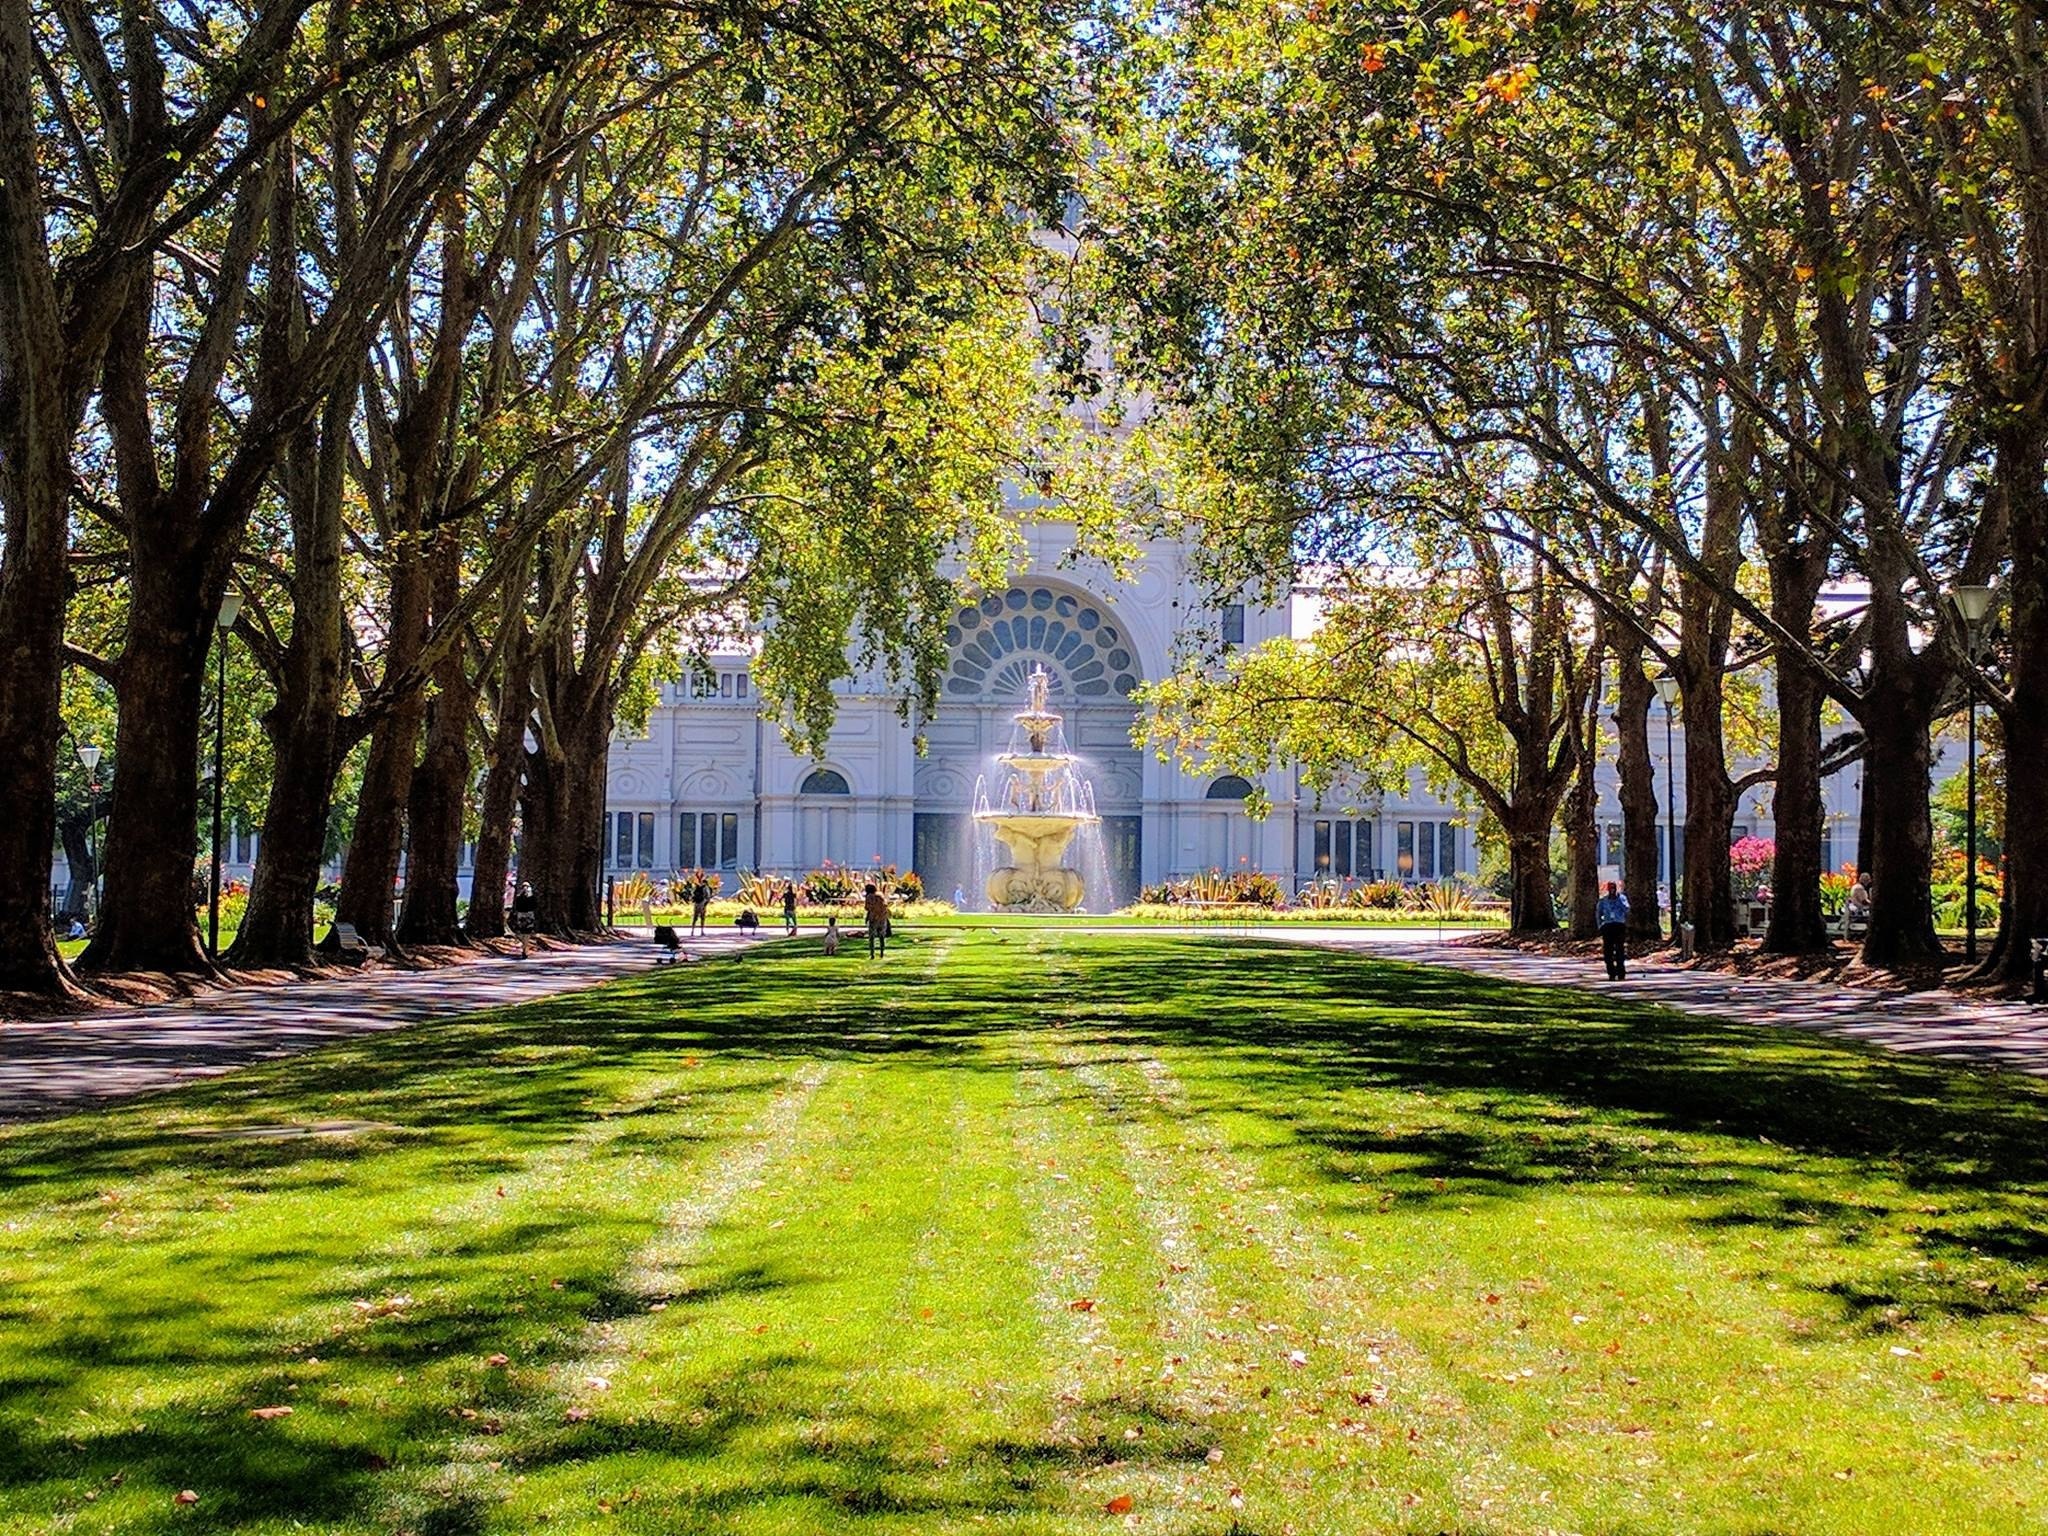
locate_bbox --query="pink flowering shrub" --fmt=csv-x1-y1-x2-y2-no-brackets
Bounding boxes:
1729,836,1775,901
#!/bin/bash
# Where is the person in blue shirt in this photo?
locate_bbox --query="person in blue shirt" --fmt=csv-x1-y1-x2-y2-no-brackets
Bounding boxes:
1597,881,1631,979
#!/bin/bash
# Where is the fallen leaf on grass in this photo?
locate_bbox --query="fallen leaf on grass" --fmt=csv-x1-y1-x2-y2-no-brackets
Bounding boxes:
248,1406,293,1421
1068,1298,1096,1312
1104,1494,1133,1514
174,1490,199,1505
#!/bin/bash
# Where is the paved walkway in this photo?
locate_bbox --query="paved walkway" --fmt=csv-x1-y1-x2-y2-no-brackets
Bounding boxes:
1249,926,2048,1078
8,921,2044,1123
0,930,775,1123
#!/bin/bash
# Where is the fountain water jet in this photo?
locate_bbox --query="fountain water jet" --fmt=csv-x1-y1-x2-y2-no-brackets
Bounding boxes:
971,665,1100,911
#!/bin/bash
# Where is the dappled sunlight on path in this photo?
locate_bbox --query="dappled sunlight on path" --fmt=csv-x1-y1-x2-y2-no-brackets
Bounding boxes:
1253,928,2048,1078
0,934,773,1121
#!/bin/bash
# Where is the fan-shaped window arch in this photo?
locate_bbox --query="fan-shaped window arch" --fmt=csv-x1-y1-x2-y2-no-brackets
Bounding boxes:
944,584,1139,700
1206,775,1255,800
799,768,850,795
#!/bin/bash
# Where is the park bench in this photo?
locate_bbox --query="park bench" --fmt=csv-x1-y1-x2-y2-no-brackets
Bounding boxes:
1827,909,1869,942
326,922,385,965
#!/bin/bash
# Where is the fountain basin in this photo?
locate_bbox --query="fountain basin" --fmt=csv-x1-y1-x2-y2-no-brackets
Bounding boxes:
973,809,1097,911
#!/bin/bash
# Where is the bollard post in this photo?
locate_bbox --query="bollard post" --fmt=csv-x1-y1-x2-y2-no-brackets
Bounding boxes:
1678,921,1695,962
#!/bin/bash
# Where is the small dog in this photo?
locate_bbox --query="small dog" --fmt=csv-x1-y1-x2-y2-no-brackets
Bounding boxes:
821,916,841,956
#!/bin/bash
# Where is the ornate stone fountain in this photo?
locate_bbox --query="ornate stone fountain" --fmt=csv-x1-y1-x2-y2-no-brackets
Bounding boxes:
972,665,1099,911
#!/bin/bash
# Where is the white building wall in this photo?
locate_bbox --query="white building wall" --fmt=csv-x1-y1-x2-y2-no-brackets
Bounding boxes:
589,527,1968,905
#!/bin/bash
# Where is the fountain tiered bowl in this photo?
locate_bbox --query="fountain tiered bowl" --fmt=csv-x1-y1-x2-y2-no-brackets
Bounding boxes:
973,666,1099,911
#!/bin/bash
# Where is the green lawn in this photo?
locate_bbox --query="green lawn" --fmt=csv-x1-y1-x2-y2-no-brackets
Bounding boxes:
4,934,2047,1534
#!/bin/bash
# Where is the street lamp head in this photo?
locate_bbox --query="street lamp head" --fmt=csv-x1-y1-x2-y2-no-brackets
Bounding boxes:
1949,583,1994,628
1653,674,1680,707
217,590,244,630
76,743,100,772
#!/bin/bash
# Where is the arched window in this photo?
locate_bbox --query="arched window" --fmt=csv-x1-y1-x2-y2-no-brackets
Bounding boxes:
944,584,1140,700
800,768,850,795
1206,775,1254,800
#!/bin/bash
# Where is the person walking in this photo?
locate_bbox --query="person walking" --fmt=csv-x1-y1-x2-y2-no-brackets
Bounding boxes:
511,882,538,960
863,882,890,959
690,875,711,938
781,881,798,936
1597,880,1631,980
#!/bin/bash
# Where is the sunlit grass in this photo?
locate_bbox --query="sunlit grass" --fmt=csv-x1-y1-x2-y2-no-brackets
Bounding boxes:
3,932,2046,1533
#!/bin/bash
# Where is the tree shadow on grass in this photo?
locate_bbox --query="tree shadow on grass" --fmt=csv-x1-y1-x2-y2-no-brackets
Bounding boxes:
1032,939,2048,1324
4,933,2047,1528
458,1346,1231,1534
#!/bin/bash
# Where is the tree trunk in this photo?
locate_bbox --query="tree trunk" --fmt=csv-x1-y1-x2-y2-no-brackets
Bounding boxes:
0,3,83,996
1611,635,1665,941
234,709,344,967
1565,689,1601,939
1505,807,1557,934
1985,423,2048,986
1857,770,1875,881
231,377,353,968
519,692,613,934
0,547,72,992
1567,769,1600,939
79,559,217,975
466,572,532,940
395,536,475,947
1858,677,1943,967
1762,533,1832,955
1677,665,1738,951
56,810,96,923
1763,654,1829,954
334,557,433,946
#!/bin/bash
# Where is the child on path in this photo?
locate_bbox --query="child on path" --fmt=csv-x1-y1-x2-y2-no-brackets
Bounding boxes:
511,882,538,959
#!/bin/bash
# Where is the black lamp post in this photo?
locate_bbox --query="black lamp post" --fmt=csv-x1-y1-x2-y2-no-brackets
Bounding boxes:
1949,583,1994,960
1655,673,1681,940
76,742,101,922
209,590,243,960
